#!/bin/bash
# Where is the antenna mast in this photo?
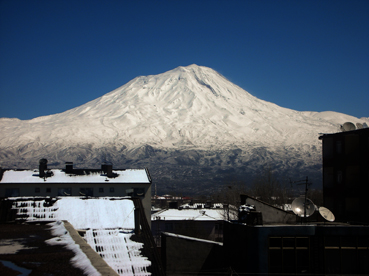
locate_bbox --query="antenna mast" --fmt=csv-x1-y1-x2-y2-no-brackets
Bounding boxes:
290,176,312,221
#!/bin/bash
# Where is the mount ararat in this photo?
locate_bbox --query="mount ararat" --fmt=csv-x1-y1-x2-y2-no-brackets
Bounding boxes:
1,65,367,194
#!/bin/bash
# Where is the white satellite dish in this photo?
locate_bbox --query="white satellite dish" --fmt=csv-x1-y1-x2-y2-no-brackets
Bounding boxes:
291,197,315,217
356,123,363,129
318,206,335,222
341,122,356,132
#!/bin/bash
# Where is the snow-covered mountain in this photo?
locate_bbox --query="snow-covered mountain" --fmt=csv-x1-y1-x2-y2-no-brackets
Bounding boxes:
1,65,367,194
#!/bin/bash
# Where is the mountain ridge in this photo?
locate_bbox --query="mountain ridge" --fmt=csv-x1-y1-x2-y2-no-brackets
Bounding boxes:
1,64,367,194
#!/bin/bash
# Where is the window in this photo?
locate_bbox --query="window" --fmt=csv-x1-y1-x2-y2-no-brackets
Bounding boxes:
337,171,342,184
46,188,51,193
110,187,115,193
336,140,342,155
58,188,72,196
126,188,134,196
35,187,40,193
126,188,145,197
79,188,93,196
324,167,334,188
345,135,359,154
345,198,360,212
5,188,20,197
134,188,145,197
269,237,310,274
323,138,333,158
345,166,360,187
324,236,369,274
99,188,104,193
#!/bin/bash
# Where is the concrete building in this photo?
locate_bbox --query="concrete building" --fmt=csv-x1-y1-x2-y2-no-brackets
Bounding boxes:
0,160,152,226
152,203,236,246
319,127,369,223
0,196,165,276
224,221,369,275
161,195,369,275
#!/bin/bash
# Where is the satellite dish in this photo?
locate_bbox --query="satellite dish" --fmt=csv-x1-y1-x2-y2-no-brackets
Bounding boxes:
341,122,356,132
362,122,368,128
291,197,315,217
318,206,335,222
356,123,363,129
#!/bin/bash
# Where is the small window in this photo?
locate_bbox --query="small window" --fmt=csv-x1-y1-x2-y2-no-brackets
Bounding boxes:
5,188,20,197
58,188,72,196
79,188,93,196
134,188,145,197
35,187,40,193
110,187,115,193
337,171,342,184
99,188,104,193
46,188,51,193
336,140,342,154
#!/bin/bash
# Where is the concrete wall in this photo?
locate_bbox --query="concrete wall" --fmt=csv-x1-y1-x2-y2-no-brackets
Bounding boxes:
152,219,223,246
162,232,225,275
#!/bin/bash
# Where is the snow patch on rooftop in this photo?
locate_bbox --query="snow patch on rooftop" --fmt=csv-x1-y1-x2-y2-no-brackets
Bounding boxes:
11,197,151,276
1,169,150,183
46,221,101,276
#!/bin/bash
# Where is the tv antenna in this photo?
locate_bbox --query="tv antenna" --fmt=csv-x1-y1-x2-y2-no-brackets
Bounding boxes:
290,176,313,220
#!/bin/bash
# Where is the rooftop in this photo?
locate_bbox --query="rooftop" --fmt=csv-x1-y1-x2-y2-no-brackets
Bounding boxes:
152,203,237,221
0,169,151,184
1,197,155,276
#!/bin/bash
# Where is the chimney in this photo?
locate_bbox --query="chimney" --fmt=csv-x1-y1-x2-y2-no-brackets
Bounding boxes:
240,194,248,205
39,158,48,178
65,162,73,173
101,162,113,177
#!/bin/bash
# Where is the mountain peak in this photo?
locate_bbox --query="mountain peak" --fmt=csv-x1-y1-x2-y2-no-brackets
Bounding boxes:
1,65,367,152
1,65,368,194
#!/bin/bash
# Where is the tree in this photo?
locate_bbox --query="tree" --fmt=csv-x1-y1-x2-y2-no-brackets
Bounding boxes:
249,165,293,207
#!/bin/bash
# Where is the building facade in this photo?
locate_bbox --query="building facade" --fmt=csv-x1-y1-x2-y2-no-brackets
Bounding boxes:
0,160,152,226
152,203,236,246
319,127,369,223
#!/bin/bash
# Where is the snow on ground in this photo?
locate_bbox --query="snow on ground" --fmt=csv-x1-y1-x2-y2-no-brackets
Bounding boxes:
11,197,151,276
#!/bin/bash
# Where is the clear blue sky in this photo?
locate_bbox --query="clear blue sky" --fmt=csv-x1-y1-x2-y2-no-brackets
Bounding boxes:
1,0,368,120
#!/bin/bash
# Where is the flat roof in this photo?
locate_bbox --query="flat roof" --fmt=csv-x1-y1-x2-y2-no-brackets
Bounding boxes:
1,169,151,184
152,208,227,221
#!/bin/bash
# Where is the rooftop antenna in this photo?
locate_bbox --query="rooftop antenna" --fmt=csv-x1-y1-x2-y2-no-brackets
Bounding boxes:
290,176,313,221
